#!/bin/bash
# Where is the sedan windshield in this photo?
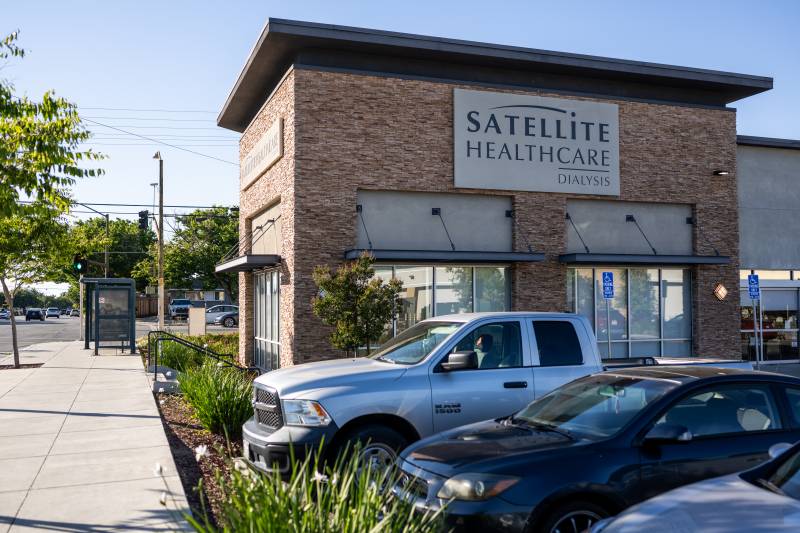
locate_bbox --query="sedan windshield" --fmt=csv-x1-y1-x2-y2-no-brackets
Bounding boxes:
515,373,677,439
371,321,461,365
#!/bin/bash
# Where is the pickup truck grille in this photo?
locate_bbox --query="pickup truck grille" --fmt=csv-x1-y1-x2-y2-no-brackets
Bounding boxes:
253,386,283,430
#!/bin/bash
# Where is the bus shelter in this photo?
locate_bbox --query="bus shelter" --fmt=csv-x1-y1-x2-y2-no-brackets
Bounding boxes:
81,278,137,355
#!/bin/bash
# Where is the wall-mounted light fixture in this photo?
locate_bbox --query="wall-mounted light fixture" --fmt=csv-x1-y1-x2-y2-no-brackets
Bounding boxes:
712,170,730,176
713,283,728,301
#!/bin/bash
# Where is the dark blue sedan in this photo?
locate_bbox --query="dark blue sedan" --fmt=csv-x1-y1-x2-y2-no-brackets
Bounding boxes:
394,367,800,533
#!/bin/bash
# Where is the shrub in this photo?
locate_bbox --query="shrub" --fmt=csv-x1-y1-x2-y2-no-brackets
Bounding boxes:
187,446,445,533
158,341,207,372
146,333,239,372
179,364,253,439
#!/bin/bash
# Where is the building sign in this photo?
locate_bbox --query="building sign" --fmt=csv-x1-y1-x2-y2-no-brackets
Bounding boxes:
454,89,620,196
241,118,283,190
602,271,614,299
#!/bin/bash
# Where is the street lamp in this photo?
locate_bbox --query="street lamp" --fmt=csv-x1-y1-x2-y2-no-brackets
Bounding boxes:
153,152,165,330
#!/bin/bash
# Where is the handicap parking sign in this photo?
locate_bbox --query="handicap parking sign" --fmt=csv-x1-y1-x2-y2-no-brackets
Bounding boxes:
748,274,760,300
602,272,614,299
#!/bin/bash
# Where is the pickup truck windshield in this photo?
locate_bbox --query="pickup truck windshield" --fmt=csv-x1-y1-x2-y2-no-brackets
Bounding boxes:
372,321,461,365
514,373,677,439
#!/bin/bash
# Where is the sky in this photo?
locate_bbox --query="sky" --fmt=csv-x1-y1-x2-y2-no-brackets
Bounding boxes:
4,0,799,293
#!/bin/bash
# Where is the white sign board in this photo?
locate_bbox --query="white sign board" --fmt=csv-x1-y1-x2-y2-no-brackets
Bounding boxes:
454,89,620,196
188,307,206,336
241,118,283,190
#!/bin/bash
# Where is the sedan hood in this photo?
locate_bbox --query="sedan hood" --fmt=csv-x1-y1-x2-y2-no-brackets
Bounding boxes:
601,474,800,532
254,357,406,399
402,419,583,478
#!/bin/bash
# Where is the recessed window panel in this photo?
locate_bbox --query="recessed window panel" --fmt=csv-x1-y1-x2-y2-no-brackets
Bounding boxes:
630,269,660,340
595,269,627,342
475,267,509,312
662,269,691,339
394,266,433,332
435,267,473,315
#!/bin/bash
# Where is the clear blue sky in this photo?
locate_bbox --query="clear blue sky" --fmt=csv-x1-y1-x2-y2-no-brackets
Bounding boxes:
4,0,798,218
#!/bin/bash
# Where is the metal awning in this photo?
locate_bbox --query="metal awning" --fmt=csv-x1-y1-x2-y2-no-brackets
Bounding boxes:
344,249,544,263
558,253,730,265
215,254,281,273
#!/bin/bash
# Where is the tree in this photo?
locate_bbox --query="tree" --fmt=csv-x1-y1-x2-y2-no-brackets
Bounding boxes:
312,253,403,356
0,31,103,217
0,286,47,308
54,217,155,290
0,203,69,367
132,207,239,301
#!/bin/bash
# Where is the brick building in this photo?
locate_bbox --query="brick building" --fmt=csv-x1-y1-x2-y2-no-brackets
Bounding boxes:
216,19,788,371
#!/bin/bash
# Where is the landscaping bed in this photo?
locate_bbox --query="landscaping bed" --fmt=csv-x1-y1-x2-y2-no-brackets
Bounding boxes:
156,392,239,528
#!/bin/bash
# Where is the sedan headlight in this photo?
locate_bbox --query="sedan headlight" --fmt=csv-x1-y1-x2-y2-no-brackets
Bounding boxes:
436,473,520,501
282,399,332,426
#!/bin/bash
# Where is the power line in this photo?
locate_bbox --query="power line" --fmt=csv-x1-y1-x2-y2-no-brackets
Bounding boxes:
82,118,238,166
18,200,237,209
89,124,229,130
84,116,217,122
80,106,217,113
84,143,237,147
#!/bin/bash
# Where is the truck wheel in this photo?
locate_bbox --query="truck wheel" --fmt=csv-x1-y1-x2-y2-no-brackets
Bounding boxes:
223,317,235,328
331,424,408,473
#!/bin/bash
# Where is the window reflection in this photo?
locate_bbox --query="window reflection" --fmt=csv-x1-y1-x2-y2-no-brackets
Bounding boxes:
394,266,433,333
435,267,473,315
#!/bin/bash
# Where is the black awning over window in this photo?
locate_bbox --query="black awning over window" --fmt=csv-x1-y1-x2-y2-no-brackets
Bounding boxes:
344,249,544,263
215,254,281,273
558,253,730,265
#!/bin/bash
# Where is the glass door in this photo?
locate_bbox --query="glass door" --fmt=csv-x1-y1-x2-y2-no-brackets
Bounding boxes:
254,269,280,371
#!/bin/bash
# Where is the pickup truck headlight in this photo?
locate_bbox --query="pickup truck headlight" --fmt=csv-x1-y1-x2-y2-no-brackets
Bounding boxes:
282,400,332,427
436,473,520,501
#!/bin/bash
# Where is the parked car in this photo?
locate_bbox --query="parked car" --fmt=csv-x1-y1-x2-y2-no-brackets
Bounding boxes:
591,440,800,533
393,367,800,532
205,304,238,324
242,312,751,477
45,307,60,318
26,308,44,321
70,308,79,317
0,309,9,320
214,310,239,328
168,299,191,320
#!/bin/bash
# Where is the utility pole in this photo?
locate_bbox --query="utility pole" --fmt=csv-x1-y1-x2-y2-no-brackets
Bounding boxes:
154,152,165,330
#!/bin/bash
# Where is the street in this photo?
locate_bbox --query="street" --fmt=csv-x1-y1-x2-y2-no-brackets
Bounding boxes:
0,316,234,354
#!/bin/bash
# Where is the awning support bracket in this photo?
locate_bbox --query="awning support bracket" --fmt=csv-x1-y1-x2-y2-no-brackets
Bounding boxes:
565,212,590,254
356,204,373,250
432,208,456,251
626,214,657,255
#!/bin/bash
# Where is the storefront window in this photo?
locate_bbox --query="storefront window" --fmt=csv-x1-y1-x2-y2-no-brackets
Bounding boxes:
567,267,693,359
475,267,510,312
435,266,473,315
253,269,280,371
370,265,510,348
741,288,799,361
394,266,433,333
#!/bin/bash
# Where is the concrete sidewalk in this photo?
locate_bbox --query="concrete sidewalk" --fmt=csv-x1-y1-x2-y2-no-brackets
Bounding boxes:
0,341,189,532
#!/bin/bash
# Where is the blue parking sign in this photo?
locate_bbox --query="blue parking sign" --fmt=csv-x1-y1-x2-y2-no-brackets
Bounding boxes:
602,271,614,299
748,274,760,300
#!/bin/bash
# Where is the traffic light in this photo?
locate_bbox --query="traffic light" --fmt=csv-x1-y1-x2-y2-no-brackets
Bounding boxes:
72,255,88,273
138,210,149,230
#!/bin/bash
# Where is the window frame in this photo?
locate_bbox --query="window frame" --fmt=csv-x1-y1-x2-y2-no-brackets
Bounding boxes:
646,382,787,440
432,318,527,372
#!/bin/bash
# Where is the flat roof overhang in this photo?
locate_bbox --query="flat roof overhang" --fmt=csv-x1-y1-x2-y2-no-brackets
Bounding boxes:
215,254,281,273
559,253,730,265
737,135,800,151
219,18,773,132
344,249,544,263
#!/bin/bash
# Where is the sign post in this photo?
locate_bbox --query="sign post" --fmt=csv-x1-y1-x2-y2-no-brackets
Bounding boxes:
748,274,761,369
602,272,614,359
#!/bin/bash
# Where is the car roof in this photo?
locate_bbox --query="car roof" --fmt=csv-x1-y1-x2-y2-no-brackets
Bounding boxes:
606,365,800,385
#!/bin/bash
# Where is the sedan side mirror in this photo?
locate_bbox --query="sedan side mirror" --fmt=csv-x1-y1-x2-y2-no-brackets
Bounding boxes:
644,423,692,444
769,442,793,460
441,351,478,372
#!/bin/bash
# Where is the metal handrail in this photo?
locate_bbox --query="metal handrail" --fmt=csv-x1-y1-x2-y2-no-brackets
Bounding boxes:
146,330,260,384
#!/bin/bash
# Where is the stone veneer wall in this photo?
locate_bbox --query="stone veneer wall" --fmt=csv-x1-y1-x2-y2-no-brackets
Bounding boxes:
237,69,297,368
239,65,740,365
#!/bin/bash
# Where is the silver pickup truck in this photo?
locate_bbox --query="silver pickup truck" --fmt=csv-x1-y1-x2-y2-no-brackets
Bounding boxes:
242,312,751,474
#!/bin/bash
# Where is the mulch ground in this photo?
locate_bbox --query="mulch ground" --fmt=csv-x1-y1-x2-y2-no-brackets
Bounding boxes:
155,392,241,529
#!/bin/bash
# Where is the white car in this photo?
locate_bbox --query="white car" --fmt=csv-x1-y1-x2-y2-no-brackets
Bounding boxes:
592,442,800,533
204,304,238,324
45,307,60,318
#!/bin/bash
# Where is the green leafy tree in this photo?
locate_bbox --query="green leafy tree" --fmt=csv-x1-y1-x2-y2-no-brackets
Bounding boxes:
0,203,69,367
0,286,47,308
54,217,155,290
132,207,239,301
312,253,403,356
0,31,103,217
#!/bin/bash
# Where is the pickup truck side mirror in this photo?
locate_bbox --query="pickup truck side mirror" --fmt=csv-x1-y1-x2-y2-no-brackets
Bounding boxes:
643,423,692,444
440,351,478,372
